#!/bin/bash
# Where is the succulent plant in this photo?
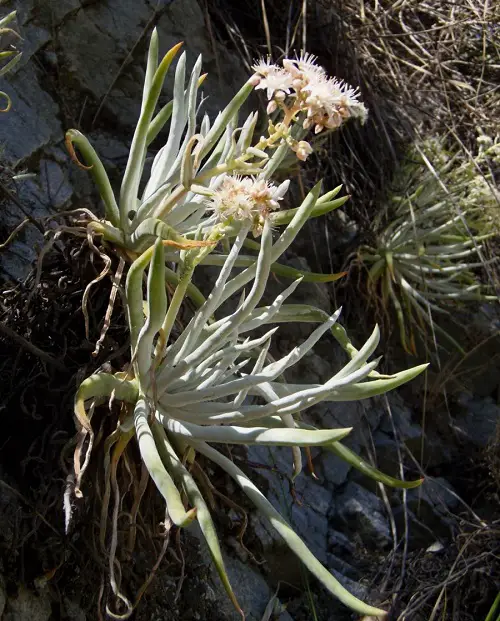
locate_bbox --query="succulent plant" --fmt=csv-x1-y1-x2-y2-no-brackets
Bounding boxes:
75,181,426,618
63,32,366,289
356,138,499,354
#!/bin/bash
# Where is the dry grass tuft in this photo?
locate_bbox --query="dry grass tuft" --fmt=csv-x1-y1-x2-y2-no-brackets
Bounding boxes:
340,1,500,149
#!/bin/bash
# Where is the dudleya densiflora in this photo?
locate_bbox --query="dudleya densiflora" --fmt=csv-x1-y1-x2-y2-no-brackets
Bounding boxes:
74,183,426,620
69,30,426,620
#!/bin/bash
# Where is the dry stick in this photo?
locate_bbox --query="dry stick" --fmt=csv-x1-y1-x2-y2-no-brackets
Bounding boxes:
397,550,491,621
107,433,134,618
425,531,484,621
99,427,122,552
127,462,150,554
74,401,96,498
190,459,261,564
174,528,186,603
132,516,171,610
0,321,66,371
402,444,487,529
260,0,272,57
203,0,224,86
82,229,112,340
363,422,398,597
384,395,410,608
93,256,125,356
0,478,82,558
0,218,30,250
430,329,500,398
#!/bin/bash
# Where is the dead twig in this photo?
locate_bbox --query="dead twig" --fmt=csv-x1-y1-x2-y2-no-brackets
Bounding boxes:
0,321,67,372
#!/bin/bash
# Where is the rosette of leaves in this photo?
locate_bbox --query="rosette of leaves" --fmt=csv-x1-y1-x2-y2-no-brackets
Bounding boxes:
0,10,22,112
75,183,426,618
356,139,499,354
64,30,354,287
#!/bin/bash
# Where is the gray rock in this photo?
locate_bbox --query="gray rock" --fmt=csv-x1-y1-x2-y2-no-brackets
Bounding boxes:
453,393,499,448
15,0,80,28
327,528,357,559
315,400,368,432
315,449,352,488
56,3,145,129
281,254,330,309
405,477,459,522
328,569,368,603
310,399,380,451
3,585,52,621
335,482,392,549
378,397,420,438
247,446,333,564
294,473,333,517
0,63,62,164
53,0,248,130
206,553,271,621
326,553,358,580
369,430,424,482
190,521,292,621
247,445,294,513
391,478,460,548
289,500,329,565
250,512,283,553
1,152,76,281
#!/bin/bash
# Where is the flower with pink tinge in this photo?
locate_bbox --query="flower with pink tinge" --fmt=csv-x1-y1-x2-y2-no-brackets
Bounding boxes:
207,176,289,235
250,52,368,133
284,52,326,83
252,60,293,101
294,140,313,161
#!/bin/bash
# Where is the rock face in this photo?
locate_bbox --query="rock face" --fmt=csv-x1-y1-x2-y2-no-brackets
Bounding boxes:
336,482,392,549
0,0,248,280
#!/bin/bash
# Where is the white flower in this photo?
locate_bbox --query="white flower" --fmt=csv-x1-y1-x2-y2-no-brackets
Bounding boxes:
254,65,293,101
294,140,313,161
207,176,288,235
249,178,288,215
284,52,326,83
252,57,278,77
251,52,368,132
208,176,255,223
302,75,367,131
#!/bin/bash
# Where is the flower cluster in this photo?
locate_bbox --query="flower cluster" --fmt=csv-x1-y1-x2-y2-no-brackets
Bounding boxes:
207,176,288,235
252,53,368,134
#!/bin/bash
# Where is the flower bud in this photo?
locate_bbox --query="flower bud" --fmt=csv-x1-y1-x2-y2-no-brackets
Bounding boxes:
296,140,313,161
249,74,261,86
267,100,278,114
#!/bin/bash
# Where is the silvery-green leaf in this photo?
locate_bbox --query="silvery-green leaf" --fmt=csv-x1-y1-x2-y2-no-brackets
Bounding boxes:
134,398,196,527
136,239,167,383
65,130,120,226
159,414,352,446
192,441,387,618
120,40,183,229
